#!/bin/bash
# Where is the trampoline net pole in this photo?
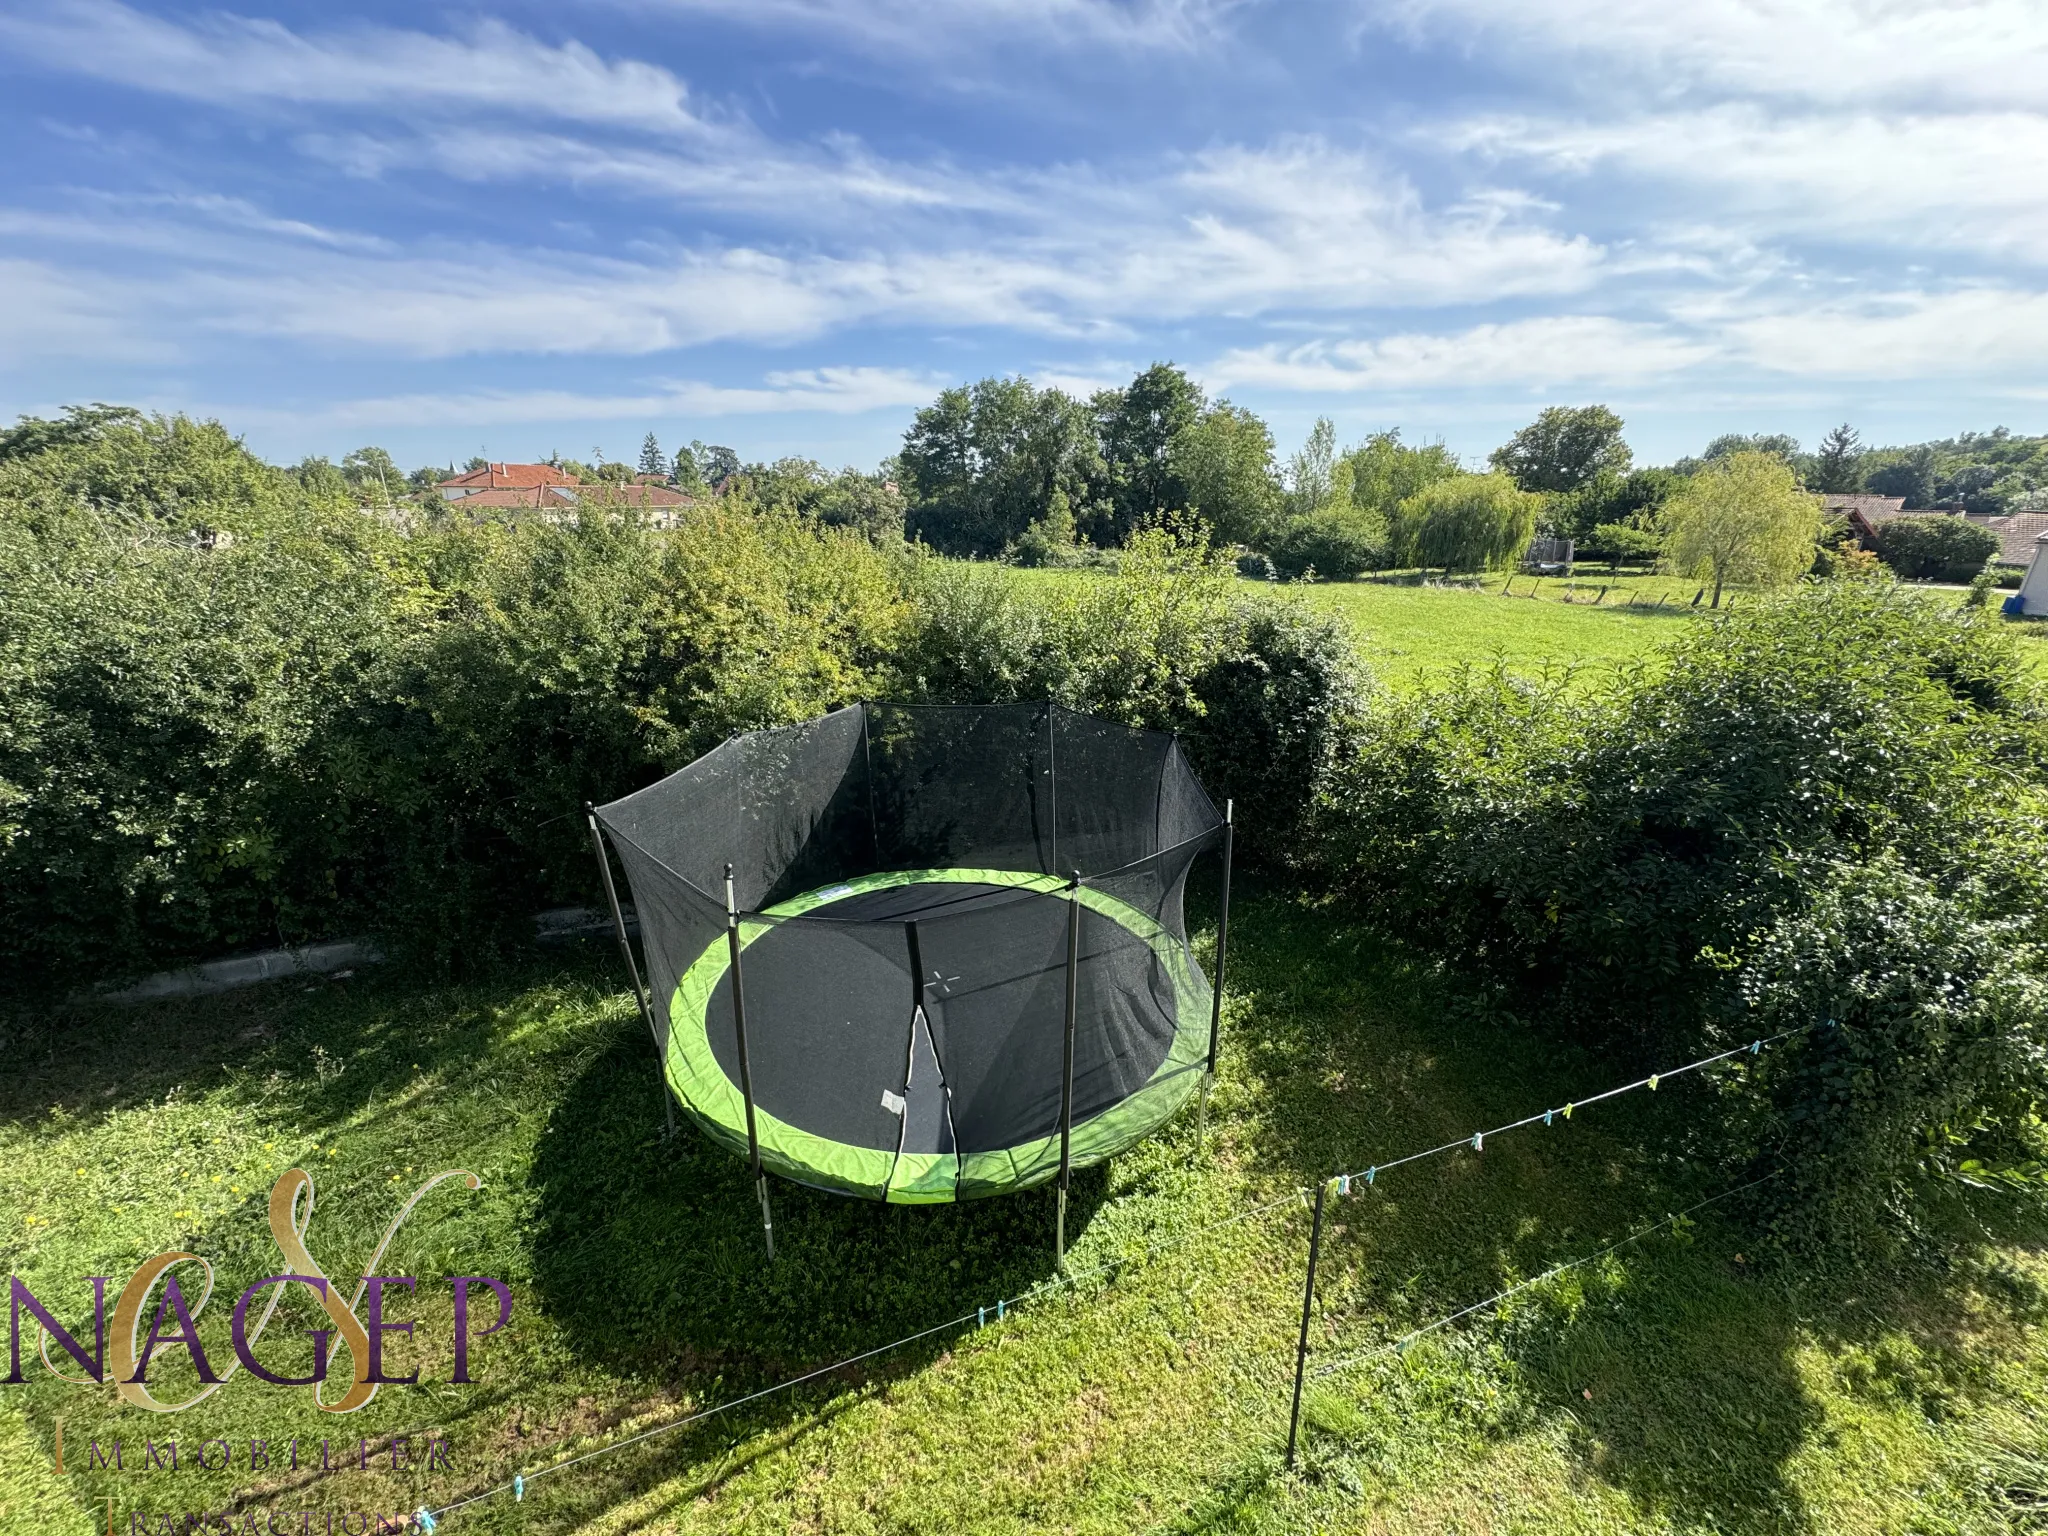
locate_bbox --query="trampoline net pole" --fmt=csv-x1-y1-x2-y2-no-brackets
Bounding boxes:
1056,870,1081,1267
1197,800,1234,1154
726,863,774,1259
586,804,672,1139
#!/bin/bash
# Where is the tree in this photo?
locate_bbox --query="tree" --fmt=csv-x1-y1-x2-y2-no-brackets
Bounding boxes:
1584,521,1664,573
1284,418,1339,518
290,455,350,502
1392,473,1539,573
670,445,706,493
899,376,1101,556
1340,431,1461,522
341,446,401,504
1489,406,1631,494
1660,450,1822,606
1813,423,1863,493
1548,466,1681,542
638,433,667,478
1704,432,1800,464
1864,446,1936,508
1092,363,1204,542
693,442,741,490
1167,402,1282,546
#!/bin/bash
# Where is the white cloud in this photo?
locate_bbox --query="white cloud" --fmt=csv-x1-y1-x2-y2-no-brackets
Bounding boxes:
0,2,707,134
1381,0,2048,111
236,367,946,431
1207,315,1714,392
0,259,171,363
1726,287,2048,377
1448,107,2048,261
624,0,1233,60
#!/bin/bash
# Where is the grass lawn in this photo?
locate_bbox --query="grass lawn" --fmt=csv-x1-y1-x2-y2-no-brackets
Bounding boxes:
4,882,2044,1534
1278,576,1695,688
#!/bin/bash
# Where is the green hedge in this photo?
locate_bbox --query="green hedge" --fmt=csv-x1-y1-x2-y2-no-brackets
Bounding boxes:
1311,582,2048,1246
1,430,1366,992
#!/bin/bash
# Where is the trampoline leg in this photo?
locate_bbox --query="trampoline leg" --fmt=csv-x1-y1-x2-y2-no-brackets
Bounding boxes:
1055,1185,1068,1269
757,1174,775,1260
663,1086,676,1140
1195,1072,1213,1155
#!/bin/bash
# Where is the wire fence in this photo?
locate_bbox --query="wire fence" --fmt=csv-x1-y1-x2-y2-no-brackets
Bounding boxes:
420,1021,1819,1527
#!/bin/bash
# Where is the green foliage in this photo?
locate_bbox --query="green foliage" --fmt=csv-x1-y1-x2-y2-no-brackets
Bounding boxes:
1338,430,1462,524
730,458,906,541
0,407,330,534
1168,401,1282,546
1284,417,1339,519
1091,363,1204,544
1864,446,1937,508
899,376,1102,556
1268,506,1387,580
1872,512,2002,583
1314,582,2048,1243
1489,406,1632,494
1583,520,1664,570
894,527,1365,853
1734,856,2048,1253
1392,472,1538,572
1660,450,1822,604
1547,467,1679,542
1813,423,1863,493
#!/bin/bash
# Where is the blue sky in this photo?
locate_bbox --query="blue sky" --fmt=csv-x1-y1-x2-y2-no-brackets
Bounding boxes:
2,0,2044,472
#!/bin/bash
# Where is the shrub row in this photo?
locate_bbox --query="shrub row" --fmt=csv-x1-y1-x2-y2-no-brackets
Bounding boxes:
1,484,1362,991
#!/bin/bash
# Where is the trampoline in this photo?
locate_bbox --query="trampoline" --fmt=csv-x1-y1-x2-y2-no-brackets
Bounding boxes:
585,702,1235,1224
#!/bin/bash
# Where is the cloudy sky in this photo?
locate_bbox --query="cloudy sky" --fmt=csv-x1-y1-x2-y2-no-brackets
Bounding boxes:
1,0,2043,469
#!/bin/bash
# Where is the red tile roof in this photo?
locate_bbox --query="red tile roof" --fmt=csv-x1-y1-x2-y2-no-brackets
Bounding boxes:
442,462,582,492
576,483,697,507
441,486,570,509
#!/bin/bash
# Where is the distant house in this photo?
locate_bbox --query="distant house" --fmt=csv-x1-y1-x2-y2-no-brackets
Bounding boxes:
437,471,700,528
1816,493,1909,545
439,462,582,501
1963,510,2048,567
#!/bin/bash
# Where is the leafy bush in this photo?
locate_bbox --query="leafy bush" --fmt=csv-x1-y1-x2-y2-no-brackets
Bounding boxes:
1268,507,1387,580
1731,857,2048,1253
1314,583,2048,1243
1872,513,2001,583
1582,520,1663,571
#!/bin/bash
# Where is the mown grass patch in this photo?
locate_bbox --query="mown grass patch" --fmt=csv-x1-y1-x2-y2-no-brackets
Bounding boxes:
2,881,2042,1534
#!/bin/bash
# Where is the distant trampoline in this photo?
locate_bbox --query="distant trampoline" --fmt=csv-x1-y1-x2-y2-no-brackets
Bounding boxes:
588,702,1234,1207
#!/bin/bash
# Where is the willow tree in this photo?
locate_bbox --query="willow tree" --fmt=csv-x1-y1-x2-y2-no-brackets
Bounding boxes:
1661,450,1822,606
1393,472,1539,574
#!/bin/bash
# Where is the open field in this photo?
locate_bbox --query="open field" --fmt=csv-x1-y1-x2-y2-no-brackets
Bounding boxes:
5,882,2043,1535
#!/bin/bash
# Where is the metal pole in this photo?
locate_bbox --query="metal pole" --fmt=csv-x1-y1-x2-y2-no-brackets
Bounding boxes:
726,863,773,1259
586,804,673,1138
1196,800,1235,1153
1285,1177,1331,1470
1056,870,1081,1268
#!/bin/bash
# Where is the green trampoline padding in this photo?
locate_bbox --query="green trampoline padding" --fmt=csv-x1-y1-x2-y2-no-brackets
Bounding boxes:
665,867,1210,1203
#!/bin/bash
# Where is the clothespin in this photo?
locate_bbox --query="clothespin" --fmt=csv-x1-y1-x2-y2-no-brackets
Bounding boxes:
1471,1131,1484,1152
415,1510,437,1533
1750,1040,1761,1055
1543,1108,1554,1126
1338,1173,1351,1196
997,1299,1006,1321
514,1475,525,1502
1364,1166,1376,1186
1562,1103,1574,1120
978,1306,987,1328
1648,1074,1660,1092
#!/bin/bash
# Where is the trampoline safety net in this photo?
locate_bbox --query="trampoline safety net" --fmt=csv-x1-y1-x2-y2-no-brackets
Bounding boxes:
592,701,1227,1203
